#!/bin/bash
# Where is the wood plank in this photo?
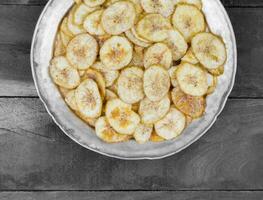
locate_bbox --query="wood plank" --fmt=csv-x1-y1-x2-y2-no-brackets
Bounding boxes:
0,0,46,5
228,8,263,97
0,98,263,190
0,5,43,96
1,191,263,200
222,0,263,7
1,0,263,7
0,6,262,97
0,45,36,96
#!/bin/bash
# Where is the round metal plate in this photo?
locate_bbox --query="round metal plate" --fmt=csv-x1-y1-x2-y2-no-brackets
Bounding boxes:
31,0,237,160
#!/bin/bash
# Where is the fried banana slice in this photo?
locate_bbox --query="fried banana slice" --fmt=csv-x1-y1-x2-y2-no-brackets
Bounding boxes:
67,33,98,70
144,43,172,69
83,9,106,35
139,96,170,124
144,65,171,101
155,107,186,140
134,123,153,144
141,0,175,17
171,87,205,118
100,36,133,70
117,67,144,104
105,99,140,135
176,62,208,96
75,79,103,118
50,56,80,89
136,14,172,42
192,32,227,70
172,4,205,42
95,117,131,143
101,1,136,35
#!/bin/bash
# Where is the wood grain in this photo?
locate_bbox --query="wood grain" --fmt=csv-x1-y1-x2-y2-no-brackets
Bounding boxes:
0,5,43,96
221,0,263,7
0,6,263,97
1,191,263,200
0,98,263,190
0,0,262,197
1,0,263,7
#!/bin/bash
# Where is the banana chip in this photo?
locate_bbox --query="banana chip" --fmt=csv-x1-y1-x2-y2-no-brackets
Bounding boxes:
185,115,193,127
192,32,227,70
82,69,106,100
95,34,112,48
91,61,120,87
139,96,170,124
155,107,186,140
60,31,72,47
172,4,205,42
105,89,118,101
141,0,175,17
174,0,202,10
84,0,106,7
106,99,140,135
60,17,74,37
165,29,188,61
176,62,208,96
130,46,145,67
207,73,218,95
78,70,86,77
181,48,199,64
144,65,170,101
75,79,103,118
150,130,165,142
50,56,80,89
65,90,78,111
125,29,151,48
67,33,98,70
108,81,118,94
83,9,106,36
75,0,82,4
76,111,97,127
208,65,224,76
132,103,140,112
67,6,86,35
101,1,136,35
105,0,143,14
59,86,71,98
130,0,143,15
74,3,98,25
136,14,172,42
134,123,153,144
95,117,131,143
131,27,152,43
54,34,66,57
117,66,144,104
171,87,205,118
168,66,179,88
100,36,133,70
144,43,172,69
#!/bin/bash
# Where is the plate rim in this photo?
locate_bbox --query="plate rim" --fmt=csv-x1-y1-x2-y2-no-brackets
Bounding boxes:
30,0,237,160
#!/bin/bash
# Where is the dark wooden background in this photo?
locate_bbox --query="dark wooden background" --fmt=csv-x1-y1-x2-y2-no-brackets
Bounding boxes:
1,0,263,199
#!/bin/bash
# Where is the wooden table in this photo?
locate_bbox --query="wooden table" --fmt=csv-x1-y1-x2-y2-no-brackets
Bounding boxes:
1,0,263,199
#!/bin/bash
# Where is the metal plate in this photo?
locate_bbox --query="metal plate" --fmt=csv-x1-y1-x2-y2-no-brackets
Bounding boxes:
31,0,237,160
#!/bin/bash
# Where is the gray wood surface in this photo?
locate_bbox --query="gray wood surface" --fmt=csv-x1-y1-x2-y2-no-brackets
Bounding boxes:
222,0,263,7
1,6,263,97
1,98,263,190
0,5,43,96
0,0,263,199
0,191,263,200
